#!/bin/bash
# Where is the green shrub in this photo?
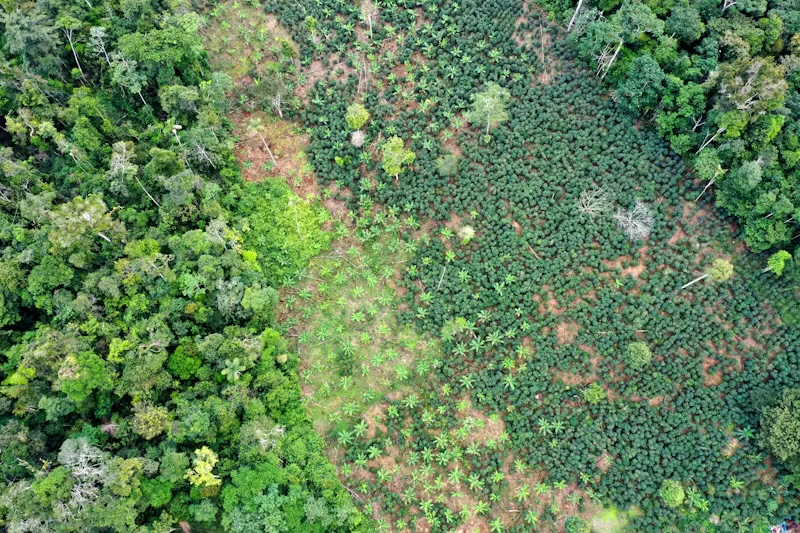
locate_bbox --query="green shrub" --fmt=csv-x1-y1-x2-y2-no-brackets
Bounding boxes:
659,479,685,508
626,342,652,369
565,516,591,533
583,382,607,404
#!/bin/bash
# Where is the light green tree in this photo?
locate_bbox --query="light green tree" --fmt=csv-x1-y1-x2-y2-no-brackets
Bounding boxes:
583,382,607,404
131,402,170,440
48,194,122,250
763,250,792,276
381,136,415,178
345,102,370,130
680,258,734,290
465,83,511,136
110,51,148,105
185,447,221,490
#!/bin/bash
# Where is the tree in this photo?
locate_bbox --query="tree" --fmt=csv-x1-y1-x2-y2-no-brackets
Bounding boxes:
350,130,366,148
89,26,111,65
3,8,61,74
760,388,800,471
680,258,734,290
567,0,586,32
465,83,511,137
617,55,666,113
110,52,148,105
693,149,725,202
436,153,459,177
57,16,86,79
576,187,612,217
711,57,787,116
381,136,415,178
185,447,221,491
763,250,792,276
613,0,664,42
109,141,162,207
666,5,704,44
159,84,200,117
131,402,170,440
345,102,370,130
59,351,111,404
659,479,685,508
48,194,123,250
626,342,652,369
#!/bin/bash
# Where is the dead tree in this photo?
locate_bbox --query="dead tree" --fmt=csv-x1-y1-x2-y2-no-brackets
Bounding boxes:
62,25,85,79
576,187,612,217
567,0,585,32
696,127,726,154
595,39,623,79
613,200,654,241
695,167,723,202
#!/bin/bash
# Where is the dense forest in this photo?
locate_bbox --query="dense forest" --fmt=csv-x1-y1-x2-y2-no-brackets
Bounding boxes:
1,0,800,532
0,1,365,531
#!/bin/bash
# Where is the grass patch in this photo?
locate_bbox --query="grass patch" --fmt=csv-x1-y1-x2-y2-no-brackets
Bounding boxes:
201,0,296,82
278,209,441,436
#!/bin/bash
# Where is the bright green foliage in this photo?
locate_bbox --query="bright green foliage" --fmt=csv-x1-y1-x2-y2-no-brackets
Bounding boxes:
767,250,792,276
626,342,652,369
583,382,607,404
221,358,247,382
659,479,685,508
381,135,415,177
238,179,331,282
345,102,370,130
58,351,111,404
465,83,511,136
185,446,221,489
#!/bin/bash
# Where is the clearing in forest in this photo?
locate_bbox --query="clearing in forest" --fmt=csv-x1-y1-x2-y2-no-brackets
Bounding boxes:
215,0,798,531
